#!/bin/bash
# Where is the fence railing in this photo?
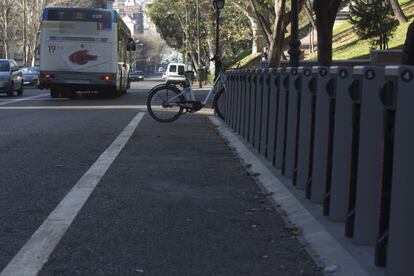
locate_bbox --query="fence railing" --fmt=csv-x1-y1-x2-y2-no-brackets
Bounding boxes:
223,65,414,275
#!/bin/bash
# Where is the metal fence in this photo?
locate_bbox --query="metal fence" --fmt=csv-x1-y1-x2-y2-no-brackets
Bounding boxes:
223,65,414,275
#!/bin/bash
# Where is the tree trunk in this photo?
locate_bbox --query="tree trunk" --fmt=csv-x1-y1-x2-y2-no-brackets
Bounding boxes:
250,18,267,54
316,27,333,65
3,14,8,59
268,0,286,67
234,2,269,54
190,52,198,70
2,39,8,59
313,0,342,66
304,1,317,30
206,38,215,75
388,0,407,24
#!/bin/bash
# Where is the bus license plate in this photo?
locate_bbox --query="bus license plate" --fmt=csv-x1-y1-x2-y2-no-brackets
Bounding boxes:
65,80,90,84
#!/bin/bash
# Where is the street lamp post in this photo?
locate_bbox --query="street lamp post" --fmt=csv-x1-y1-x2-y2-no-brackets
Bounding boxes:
288,0,301,67
184,0,189,66
213,0,225,81
197,0,203,88
23,0,27,66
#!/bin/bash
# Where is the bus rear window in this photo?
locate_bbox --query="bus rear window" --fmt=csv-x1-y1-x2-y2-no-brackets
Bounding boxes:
46,10,113,23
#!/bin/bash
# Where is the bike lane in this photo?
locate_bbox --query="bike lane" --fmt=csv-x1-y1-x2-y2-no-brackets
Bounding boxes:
37,113,322,275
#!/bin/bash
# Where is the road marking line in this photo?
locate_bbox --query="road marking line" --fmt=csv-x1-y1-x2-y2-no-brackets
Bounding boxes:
0,94,49,106
208,116,371,276
0,106,214,114
0,112,145,276
0,105,146,110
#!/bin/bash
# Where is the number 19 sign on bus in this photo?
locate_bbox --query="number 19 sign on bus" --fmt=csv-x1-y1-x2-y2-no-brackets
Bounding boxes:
39,8,136,98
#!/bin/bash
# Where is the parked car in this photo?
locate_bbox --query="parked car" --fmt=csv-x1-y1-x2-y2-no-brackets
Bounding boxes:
129,70,145,82
164,63,186,85
20,67,40,87
0,59,23,97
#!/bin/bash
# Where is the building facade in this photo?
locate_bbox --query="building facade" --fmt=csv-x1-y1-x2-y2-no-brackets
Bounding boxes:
114,0,144,36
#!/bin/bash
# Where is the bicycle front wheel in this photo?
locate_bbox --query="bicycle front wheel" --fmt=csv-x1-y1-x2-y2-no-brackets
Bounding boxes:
147,85,185,123
212,87,225,120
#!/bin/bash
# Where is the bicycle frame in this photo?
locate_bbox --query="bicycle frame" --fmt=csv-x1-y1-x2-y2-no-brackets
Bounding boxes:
163,71,227,107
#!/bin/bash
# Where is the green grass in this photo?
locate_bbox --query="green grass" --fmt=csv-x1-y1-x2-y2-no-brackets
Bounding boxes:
234,8,310,69
306,0,414,60
223,47,252,69
230,53,261,69
333,21,352,34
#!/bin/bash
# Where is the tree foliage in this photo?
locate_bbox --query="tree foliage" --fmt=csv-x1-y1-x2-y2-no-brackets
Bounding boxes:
133,32,167,66
349,0,397,50
0,0,16,59
147,0,251,71
146,0,185,50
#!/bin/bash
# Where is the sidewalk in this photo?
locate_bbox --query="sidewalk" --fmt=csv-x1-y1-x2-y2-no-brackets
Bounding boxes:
39,113,322,275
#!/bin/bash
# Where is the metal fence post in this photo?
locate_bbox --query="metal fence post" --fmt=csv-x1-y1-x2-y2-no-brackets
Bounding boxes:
248,70,257,145
275,67,288,169
345,72,363,238
384,65,414,275
224,71,239,125
295,68,314,189
254,69,264,151
243,69,251,140
230,70,238,131
267,69,280,165
350,66,385,245
327,67,354,221
308,66,331,203
224,71,232,125
239,69,246,137
285,67,302,178
228,70,236,129
322,69,338,216
259,69,271,157
235,70,242,134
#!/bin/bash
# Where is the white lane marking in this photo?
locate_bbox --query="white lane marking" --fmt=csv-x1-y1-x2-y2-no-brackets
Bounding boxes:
0,112,145,276
0,105,147,110
0,94,49,106
208,116,371,276
0,106,214,115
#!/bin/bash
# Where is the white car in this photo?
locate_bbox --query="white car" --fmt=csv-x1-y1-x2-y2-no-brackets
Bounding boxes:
164,63,186,85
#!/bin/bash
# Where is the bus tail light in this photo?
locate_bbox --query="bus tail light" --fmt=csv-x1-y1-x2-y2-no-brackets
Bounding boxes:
44,73,54,81
102,74,111,81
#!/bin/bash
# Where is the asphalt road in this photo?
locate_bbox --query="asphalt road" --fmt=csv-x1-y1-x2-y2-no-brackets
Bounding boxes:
0,78,322,276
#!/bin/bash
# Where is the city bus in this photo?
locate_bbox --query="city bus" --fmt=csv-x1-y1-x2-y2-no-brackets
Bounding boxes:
39,8,136,98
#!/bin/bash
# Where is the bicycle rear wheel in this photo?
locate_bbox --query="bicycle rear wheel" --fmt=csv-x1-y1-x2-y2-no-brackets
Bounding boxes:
147,85,185,123
212,87,225,120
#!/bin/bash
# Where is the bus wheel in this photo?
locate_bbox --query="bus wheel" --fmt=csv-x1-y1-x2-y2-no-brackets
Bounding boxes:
69,91,78,99
61,90,70,98
50,89,59,98
113,89,121,98
7,83,14,97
